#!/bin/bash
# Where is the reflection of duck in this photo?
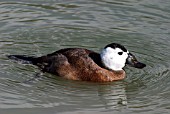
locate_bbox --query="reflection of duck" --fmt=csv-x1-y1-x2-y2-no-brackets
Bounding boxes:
97,82,127,109
8,43,146,82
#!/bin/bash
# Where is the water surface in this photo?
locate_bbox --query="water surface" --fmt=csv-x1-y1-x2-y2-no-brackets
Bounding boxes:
0,0,170,114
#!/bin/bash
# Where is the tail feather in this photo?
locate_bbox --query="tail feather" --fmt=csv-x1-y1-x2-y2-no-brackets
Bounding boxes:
7,55,37,64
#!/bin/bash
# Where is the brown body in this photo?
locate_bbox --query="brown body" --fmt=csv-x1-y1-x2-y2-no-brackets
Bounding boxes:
34,48,125,82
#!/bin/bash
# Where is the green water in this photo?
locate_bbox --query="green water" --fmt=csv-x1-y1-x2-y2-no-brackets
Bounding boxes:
0,0,170,114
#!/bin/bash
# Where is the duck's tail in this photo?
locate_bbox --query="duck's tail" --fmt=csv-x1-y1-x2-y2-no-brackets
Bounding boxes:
7,55,37,65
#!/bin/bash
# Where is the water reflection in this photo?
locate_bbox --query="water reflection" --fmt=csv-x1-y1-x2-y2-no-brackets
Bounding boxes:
38,75,128,110
0,71,128,110
97,82,127,109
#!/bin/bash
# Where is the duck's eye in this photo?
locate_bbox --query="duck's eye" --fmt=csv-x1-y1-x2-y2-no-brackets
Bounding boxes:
118,52,123,55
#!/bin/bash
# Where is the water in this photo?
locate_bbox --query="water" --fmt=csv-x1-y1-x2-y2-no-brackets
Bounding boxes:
0,0,170,114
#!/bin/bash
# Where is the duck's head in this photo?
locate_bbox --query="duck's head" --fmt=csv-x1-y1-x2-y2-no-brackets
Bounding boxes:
100,43,146,71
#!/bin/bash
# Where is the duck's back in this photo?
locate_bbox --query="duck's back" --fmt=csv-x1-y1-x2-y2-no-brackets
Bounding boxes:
34,48,125,82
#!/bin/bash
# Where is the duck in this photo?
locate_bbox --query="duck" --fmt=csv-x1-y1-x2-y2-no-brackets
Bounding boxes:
8,43,146,82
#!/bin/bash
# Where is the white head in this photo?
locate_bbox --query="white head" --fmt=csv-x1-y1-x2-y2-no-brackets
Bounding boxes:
100,43,129,71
